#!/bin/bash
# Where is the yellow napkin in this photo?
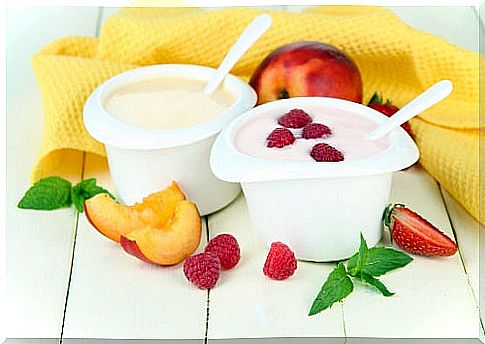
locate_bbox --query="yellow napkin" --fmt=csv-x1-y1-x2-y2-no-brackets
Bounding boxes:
31,6,481,223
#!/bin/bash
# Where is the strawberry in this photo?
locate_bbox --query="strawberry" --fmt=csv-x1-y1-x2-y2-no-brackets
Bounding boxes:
383,204,457,256
368,93,414,140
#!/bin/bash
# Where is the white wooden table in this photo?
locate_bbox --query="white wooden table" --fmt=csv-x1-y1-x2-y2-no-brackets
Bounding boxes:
6,5,484,344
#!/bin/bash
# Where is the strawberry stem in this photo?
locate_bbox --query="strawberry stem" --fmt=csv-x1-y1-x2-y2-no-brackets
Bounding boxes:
368,92,382,105
382,203,405,243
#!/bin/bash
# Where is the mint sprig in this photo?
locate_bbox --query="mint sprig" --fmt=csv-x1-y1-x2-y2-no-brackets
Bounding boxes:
18,176,114,213
308,233,413,316
309,263,353,316
18,177,72,210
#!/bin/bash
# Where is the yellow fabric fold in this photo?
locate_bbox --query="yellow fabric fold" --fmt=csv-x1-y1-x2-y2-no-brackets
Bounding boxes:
31,6,481,223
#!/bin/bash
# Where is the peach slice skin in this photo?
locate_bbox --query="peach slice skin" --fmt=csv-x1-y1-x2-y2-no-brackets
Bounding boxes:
119,236,153,264
120,201,202,265
84,182,185,242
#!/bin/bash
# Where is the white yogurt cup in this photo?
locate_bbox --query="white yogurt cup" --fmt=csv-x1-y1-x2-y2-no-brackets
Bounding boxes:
83,64,257,215
210,97,419,261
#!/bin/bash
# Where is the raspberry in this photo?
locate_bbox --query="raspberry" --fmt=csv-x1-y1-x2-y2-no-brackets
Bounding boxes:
302,123,332,139
263,242,297,280
267,128,295,148
310,143,344,162
205,234,241,270
183,252,220,290
277,109,312,128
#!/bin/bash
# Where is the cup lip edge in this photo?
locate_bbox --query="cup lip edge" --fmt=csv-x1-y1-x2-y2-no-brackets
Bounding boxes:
83,63,257,150
210,96,420,182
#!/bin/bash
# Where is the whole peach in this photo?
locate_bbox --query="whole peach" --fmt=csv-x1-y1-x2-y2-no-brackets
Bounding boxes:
249,41,363,105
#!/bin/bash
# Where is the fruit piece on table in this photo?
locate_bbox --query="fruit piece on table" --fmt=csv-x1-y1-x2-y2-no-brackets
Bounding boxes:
310,143,344,162
368,92,414,140
205,233,241,270
383,204,458,256
266,127,296,148
184,252,221,290
120,200,201,265
263,242,297,280
84,181,185,242
277,108,313,128
302,123,332,139
249,41,363,105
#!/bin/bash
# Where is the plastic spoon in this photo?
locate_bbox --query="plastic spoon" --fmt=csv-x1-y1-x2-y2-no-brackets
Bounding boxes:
203,14,272,96
367,80,453,140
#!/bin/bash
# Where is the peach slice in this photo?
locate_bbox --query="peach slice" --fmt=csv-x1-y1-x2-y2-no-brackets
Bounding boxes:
84,182,186,242
120,201,201,265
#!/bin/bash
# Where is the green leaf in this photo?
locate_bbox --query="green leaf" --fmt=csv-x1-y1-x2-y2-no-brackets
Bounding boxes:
348,233,369,276
359,247,413,277
358,272,395,297
18,177,72,210
73,178,114,200
368,92,382,105
308,263,354,316
71,178,115,213
70,188,84,213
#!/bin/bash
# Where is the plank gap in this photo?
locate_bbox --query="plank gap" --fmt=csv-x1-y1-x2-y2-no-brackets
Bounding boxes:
340,302,348,344
60,7,102,341
438,184,484,336
95,7,104,36
437,185,470,278
59,152,87,344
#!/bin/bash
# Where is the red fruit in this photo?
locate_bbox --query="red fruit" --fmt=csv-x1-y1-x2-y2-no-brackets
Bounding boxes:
183,252,221,290
302,123,332,139
249,41,363,105
277,109,312,128
263,242,297,280
205,234,241,270
267,128,296,148
383,204,458,256
368,93,414,139
310,143,344,162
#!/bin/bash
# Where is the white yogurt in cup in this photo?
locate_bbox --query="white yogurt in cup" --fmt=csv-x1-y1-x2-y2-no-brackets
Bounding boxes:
83,64,257,215
210,97,419,261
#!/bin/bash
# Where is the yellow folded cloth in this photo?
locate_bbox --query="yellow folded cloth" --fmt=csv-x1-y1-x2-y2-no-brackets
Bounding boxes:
31,6,481,223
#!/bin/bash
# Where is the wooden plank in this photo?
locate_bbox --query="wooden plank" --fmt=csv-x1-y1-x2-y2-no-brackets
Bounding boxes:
440,188,482,320
62,154,208,340
6,6,99,340
388,6,479,52
286,6,478,52
206,194,345,341
343,166,479,339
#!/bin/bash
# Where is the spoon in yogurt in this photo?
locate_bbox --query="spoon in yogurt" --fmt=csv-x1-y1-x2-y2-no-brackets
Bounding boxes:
204,14,272,96
367,79,453,140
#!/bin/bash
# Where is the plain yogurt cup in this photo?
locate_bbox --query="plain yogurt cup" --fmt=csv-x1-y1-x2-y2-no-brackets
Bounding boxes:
210,97,419,261
83,64,257,215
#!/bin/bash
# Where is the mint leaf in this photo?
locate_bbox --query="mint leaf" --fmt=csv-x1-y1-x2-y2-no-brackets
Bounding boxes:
308,263,354,316
73,178,114,200
70,188,84,213
358,247,413,277
71,178,114,213
18,177,72,210
358,272,395,297
348,233,369,276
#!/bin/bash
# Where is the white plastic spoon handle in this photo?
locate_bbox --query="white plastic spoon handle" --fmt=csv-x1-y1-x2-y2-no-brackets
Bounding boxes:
367,80,453,140
204,14,272,96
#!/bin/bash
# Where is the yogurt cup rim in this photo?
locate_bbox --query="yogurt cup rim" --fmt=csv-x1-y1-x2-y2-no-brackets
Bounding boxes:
83,64,257,150
210,96,420,182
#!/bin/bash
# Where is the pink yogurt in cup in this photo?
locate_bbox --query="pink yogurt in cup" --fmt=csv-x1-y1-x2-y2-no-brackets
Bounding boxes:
235,106,390,162
210,97,418,262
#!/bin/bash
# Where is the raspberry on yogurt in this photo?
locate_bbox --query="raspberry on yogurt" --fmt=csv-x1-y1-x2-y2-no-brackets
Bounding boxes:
277,109,312,128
